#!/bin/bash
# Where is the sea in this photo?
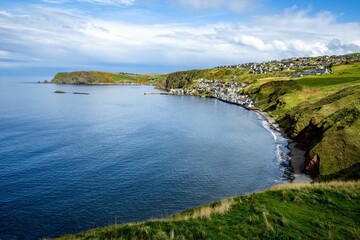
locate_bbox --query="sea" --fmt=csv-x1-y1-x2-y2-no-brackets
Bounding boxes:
0,76,291,239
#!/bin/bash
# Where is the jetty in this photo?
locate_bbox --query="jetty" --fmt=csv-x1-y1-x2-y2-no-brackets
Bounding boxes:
144,92,172,95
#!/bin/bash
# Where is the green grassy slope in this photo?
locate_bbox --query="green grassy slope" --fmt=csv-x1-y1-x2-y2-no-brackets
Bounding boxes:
316,163,360,182
245,63,360,177
51,71,167,85
58,181,360,240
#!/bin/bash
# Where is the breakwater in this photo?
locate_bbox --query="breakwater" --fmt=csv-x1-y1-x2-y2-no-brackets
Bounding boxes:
144,92,171,95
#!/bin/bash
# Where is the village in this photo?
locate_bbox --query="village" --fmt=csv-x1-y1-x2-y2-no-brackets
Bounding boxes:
168,53,360,110
216,53,360,76
170,79,256,109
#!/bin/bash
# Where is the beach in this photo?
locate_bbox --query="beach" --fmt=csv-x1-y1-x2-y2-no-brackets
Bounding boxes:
255,110,312,182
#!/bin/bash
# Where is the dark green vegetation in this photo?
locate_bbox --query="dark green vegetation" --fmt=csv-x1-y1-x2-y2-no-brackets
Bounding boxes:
59,181,360,239
316,163,360,182
51,71,167,85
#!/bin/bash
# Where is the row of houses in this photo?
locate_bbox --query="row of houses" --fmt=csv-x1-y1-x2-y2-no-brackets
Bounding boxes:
169,79,256,109
216,53,360,76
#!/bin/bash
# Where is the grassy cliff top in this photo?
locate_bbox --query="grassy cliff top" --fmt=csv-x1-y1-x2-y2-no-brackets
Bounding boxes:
58,181,360,239
51,71,167,85
245,62,360,177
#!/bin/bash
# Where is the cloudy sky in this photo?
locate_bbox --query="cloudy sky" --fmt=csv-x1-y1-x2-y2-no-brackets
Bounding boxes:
0,0,360,74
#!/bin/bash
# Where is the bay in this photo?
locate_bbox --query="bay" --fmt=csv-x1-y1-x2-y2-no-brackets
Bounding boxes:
0,77,290,239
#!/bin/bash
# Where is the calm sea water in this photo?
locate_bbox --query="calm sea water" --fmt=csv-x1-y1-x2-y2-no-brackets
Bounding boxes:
0,77,290,239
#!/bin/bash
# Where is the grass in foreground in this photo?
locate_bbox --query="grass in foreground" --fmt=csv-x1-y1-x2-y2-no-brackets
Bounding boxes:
58,181,360,240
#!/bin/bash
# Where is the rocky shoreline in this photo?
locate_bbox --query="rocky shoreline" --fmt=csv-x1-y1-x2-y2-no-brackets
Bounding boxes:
254,110,311,182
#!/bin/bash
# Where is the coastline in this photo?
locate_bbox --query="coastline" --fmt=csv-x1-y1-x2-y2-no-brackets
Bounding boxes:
254,110,311,182
50,81,311,182
158,90,312,182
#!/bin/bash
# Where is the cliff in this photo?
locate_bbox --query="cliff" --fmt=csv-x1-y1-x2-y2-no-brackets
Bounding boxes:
246,63,360,178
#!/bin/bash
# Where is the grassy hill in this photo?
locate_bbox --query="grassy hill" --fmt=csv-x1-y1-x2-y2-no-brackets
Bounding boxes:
58,181,360,239
51,71,167,85
244,62,360,178
163,62,360,179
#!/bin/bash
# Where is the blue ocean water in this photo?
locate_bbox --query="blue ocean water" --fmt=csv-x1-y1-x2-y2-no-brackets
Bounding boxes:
0,77,290,239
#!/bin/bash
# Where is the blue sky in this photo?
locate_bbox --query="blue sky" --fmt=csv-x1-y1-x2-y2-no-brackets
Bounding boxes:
0,0,360,74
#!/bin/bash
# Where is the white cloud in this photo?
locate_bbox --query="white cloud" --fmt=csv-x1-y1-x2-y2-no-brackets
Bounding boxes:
238,35,269,51
244,7,360,58
326,38,360,54
0,50,10,57
42,0,136,6
42,0,66,4
0,5,359,70
272,40,288,51
77,0,136,6
177,0,261,13
0,10,12,17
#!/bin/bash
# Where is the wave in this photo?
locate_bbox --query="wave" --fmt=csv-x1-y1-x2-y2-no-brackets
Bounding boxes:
257,113,294,182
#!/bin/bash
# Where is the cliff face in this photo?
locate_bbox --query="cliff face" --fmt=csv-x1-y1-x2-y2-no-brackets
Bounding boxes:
276,86,360,177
